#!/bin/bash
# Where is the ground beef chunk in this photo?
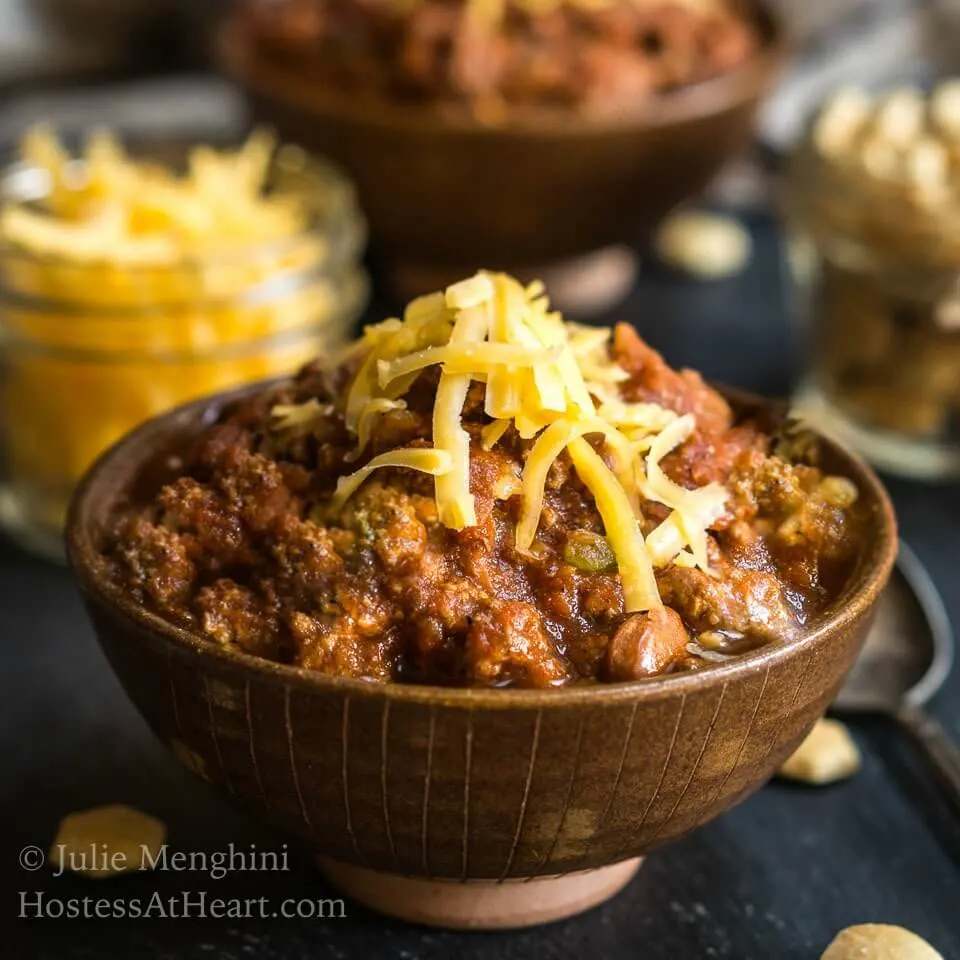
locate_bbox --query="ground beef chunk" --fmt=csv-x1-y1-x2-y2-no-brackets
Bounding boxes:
658,557,799,641
193,423,254,475
158,479,251,573
726,451,860,597
292,610,397,681
465,602,570,687
213,447,299,535
195,579,282,660
342,484,429,574
114,518,196,619
270,515,343,602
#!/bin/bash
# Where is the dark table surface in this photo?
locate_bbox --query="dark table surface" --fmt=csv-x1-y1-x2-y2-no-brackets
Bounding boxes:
3,216,959,960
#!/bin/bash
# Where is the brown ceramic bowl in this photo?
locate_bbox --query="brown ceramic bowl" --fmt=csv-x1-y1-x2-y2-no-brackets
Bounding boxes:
218,5,785,309
66,383,895,930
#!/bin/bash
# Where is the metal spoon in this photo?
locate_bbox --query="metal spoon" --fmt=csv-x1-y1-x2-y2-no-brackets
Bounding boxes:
834,540,960,813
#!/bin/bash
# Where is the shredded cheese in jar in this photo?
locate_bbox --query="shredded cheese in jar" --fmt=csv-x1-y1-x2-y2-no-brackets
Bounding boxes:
0,127,366,550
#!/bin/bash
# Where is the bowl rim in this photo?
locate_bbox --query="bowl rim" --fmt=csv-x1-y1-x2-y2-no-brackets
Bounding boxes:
217,1,788,139
67,377,898,709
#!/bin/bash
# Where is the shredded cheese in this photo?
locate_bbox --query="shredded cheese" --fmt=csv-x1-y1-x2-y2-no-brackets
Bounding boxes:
639,414,728,569
598,400,678,433
329,448,452,515
377,342,559,389
347,398,407,462
270,399,326,431
433,295,491,529
567,438,662,611
480,419,511,450
345,309,452,431
516,418,591,553
404,290,445,324
567,323,631,386
327,270,731,612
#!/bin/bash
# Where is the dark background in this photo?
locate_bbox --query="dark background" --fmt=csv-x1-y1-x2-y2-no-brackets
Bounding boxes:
2,217,958,959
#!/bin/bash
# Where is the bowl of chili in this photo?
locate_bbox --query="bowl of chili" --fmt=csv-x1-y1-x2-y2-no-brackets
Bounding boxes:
67,273,895,929
218,0,786,310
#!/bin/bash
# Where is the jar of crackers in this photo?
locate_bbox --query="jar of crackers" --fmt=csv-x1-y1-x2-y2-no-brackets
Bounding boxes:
786,81,960,480
0,128,367,559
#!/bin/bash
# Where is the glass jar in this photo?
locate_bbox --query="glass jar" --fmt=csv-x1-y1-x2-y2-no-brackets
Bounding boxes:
786,127,960,481
0,141,368,560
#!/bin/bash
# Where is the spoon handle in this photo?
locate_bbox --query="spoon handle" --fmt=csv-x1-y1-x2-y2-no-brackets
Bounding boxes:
894,702,960,815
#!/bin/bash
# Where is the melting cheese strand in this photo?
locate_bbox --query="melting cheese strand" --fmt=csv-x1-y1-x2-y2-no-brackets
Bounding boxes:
486,369,524,418
532,360,568,413
678,509,711,571
515,418,593,553
646,496,725,568
377,341,559,389
433,299,491,529
271,398,324,431
345,306,452,430
434,376,475,528
590,423,643,518
345,334,403,431
567,437,661,612
514,403,554,440
598,400,678,432
347,398,407,463
579,361,631,384
404,290,446,324
645,414,697,490
566,324,630,386
640,413,728,569
567,324,611,356
330,448,452,514
480,419,511,450
347,318,424,430
523,306,595,416
485,277,526,419
522,299,569,412
584,380,622,407
360,316,402,345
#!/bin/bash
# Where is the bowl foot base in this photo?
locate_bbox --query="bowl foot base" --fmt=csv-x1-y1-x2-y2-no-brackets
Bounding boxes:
384,245,638,318
318,856,642,929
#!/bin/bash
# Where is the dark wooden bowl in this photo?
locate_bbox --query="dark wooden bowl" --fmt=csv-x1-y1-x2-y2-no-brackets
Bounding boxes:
66,383,895,928
218,6,786,275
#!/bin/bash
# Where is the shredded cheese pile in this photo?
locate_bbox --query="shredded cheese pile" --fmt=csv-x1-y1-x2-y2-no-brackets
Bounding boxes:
317,271,728,613
2,126,308,264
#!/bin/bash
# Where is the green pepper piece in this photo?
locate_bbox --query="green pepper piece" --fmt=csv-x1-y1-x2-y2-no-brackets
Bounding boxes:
563,530,616,573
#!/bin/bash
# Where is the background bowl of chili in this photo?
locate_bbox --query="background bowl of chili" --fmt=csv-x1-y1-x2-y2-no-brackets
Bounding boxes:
217,1,786,305
66,382,896,930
